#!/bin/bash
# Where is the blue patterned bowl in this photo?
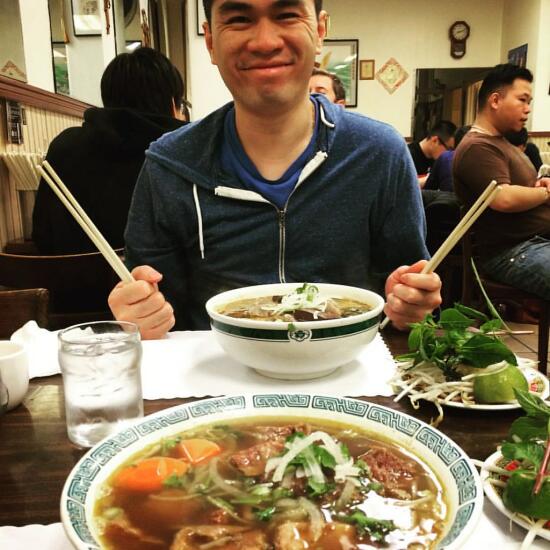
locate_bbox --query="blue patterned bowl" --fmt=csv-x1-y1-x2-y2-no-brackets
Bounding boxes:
60,394,482,549
205,283,384,380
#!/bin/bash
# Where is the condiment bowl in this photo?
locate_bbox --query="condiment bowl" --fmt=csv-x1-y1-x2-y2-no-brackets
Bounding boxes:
205,283,384,380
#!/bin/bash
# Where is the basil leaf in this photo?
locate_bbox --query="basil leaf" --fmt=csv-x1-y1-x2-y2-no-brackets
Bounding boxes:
480,318,504,333
509,416,549,442
459,334,517,367
514,389,550,421
439,308,474,331
454,303,489,322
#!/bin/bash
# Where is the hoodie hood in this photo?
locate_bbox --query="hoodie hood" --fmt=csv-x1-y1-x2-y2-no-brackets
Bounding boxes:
145,94,342,193
83,107,184,157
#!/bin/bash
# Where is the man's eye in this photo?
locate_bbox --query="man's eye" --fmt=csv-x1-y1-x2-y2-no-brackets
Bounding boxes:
277,11,299,20
225,15,250,24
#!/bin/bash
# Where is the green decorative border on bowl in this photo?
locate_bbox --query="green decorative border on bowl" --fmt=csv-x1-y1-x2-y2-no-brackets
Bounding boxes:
210,315,381,342
61,394,482,550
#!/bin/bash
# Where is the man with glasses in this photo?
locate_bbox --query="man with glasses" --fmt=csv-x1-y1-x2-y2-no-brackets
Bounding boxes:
408,120,457,187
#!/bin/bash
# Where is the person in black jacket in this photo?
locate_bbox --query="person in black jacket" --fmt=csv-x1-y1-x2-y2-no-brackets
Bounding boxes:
32,47,187,255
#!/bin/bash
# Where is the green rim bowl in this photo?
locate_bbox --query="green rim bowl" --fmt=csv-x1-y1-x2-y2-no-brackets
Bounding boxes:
205,283,385,380
60,394,483,550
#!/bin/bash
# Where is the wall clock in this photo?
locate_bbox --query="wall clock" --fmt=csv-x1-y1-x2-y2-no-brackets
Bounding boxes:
449,21,470,59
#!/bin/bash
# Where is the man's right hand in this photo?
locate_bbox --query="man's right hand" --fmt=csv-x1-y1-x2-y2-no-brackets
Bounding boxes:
108,265,175,340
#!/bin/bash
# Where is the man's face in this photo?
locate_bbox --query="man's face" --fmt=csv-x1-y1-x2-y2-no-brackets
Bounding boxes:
309,74,337,102
492,78,532,133
428,135,454,160
205,0,326,113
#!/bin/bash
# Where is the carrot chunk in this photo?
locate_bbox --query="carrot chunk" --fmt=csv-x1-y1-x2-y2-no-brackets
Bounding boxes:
114,457,189,492
176,439,221,465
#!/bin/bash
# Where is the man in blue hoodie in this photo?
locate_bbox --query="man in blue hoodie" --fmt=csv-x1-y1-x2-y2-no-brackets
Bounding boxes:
109,0,442,339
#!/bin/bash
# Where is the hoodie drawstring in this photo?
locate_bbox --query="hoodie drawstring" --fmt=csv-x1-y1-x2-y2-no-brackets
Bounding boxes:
193,184,205,259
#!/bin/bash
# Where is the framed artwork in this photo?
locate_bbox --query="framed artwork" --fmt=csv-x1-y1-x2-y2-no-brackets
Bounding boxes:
317,39,358,107
507,43,528,68
71,0,102,36
360,59,375,80
52,43,70,95
197,0,206,35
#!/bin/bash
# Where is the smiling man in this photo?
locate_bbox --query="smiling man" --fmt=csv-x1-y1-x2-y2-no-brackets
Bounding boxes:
108,0,441,339
454,63,550,299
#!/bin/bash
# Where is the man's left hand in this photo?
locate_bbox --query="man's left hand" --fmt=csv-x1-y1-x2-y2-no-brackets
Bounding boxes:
384,260,442,330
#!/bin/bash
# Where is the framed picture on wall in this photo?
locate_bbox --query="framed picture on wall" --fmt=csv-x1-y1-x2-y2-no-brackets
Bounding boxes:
197,0,206,35
507,43,528,68
71,0,102,36
317,39,358,107
360,59,375,80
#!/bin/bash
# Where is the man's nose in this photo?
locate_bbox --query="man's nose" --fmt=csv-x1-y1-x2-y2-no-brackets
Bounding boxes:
248,18,284,54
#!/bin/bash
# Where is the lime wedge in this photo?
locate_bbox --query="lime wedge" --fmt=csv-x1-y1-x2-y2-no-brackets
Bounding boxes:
473,364,528,404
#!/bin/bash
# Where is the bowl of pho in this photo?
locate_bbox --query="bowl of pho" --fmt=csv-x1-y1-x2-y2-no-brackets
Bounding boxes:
61,394,483,550
205,283,384,380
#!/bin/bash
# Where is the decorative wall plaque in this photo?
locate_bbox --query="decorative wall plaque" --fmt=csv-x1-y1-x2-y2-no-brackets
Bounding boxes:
376,57,409,95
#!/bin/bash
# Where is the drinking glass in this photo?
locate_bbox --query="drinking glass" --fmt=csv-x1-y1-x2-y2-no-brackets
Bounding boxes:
58,321,143,447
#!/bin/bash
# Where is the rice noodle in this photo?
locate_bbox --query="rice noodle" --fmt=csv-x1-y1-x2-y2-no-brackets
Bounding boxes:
199,536,234,550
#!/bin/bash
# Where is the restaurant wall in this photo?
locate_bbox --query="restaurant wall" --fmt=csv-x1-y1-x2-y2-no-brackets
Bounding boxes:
186,0,231,120
324,0,504,137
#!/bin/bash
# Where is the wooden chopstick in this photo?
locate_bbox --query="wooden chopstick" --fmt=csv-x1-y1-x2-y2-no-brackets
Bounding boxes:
37,161,134,283
380,180,500,330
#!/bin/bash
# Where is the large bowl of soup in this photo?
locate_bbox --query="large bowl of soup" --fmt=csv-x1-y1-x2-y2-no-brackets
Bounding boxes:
60,394,482,550
205,283,385,380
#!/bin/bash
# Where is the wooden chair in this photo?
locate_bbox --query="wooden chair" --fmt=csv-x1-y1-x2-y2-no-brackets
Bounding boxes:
0,288,49,339
461,230,549,372
0,250,122,330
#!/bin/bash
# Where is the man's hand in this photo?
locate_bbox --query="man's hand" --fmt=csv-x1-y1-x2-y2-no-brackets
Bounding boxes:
384,260,442,330
108,265,175,340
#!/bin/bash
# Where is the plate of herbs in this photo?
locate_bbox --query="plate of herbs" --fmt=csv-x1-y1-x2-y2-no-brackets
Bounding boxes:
391,303,548,424
478,389,550,549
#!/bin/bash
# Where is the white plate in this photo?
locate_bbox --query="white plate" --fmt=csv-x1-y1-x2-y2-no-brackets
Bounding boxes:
440,367,549,411
60,394,483,550
481,451,550,541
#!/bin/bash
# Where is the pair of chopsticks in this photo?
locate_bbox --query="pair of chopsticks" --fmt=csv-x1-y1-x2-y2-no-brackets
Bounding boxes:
379,180,500,330
37,161,134,284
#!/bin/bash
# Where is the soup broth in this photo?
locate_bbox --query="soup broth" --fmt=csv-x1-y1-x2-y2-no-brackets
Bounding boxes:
95,418,447,550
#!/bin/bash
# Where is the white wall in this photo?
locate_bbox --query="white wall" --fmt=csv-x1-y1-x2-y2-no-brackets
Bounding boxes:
186,0,231,120
325,0,505,136
19,0,54,92
532,0,550,131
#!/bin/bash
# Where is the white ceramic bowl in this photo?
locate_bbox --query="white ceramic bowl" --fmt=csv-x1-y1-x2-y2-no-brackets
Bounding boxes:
61,394,483,550
205,283,385,380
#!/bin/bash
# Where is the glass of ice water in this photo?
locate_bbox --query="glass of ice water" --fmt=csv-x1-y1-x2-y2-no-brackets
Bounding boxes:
58,321,143,448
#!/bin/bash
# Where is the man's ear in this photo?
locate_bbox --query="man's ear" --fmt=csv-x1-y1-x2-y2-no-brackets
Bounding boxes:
315,11,328,55
488,91,502,111
204,22,217,65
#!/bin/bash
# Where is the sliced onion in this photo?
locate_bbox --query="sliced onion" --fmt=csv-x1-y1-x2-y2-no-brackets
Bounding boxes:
208,457,249,499
335,479,356,510
299,497,324,542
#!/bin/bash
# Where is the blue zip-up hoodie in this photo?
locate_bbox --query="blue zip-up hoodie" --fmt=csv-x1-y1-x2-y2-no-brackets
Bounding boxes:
125,94,428,330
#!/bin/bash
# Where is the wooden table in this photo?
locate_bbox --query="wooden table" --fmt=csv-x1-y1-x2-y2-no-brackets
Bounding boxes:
0,328,523,527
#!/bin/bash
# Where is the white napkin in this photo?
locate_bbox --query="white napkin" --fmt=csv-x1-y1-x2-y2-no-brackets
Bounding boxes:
11,321,59,377
2,505,548,549
141,331,396,398
13,321,396,398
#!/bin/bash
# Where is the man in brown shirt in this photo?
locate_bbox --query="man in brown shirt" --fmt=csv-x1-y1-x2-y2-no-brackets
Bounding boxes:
453,63,550,299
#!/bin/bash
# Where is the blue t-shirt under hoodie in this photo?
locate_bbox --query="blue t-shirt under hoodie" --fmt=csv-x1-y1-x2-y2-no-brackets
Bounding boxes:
221,100,319,210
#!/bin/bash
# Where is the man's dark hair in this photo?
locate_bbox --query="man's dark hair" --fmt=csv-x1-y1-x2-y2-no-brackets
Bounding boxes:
427,120,457,144
477,63,533,110
101,47,184,117
202,0,323,25
311,67,346,102
504,127,529,147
